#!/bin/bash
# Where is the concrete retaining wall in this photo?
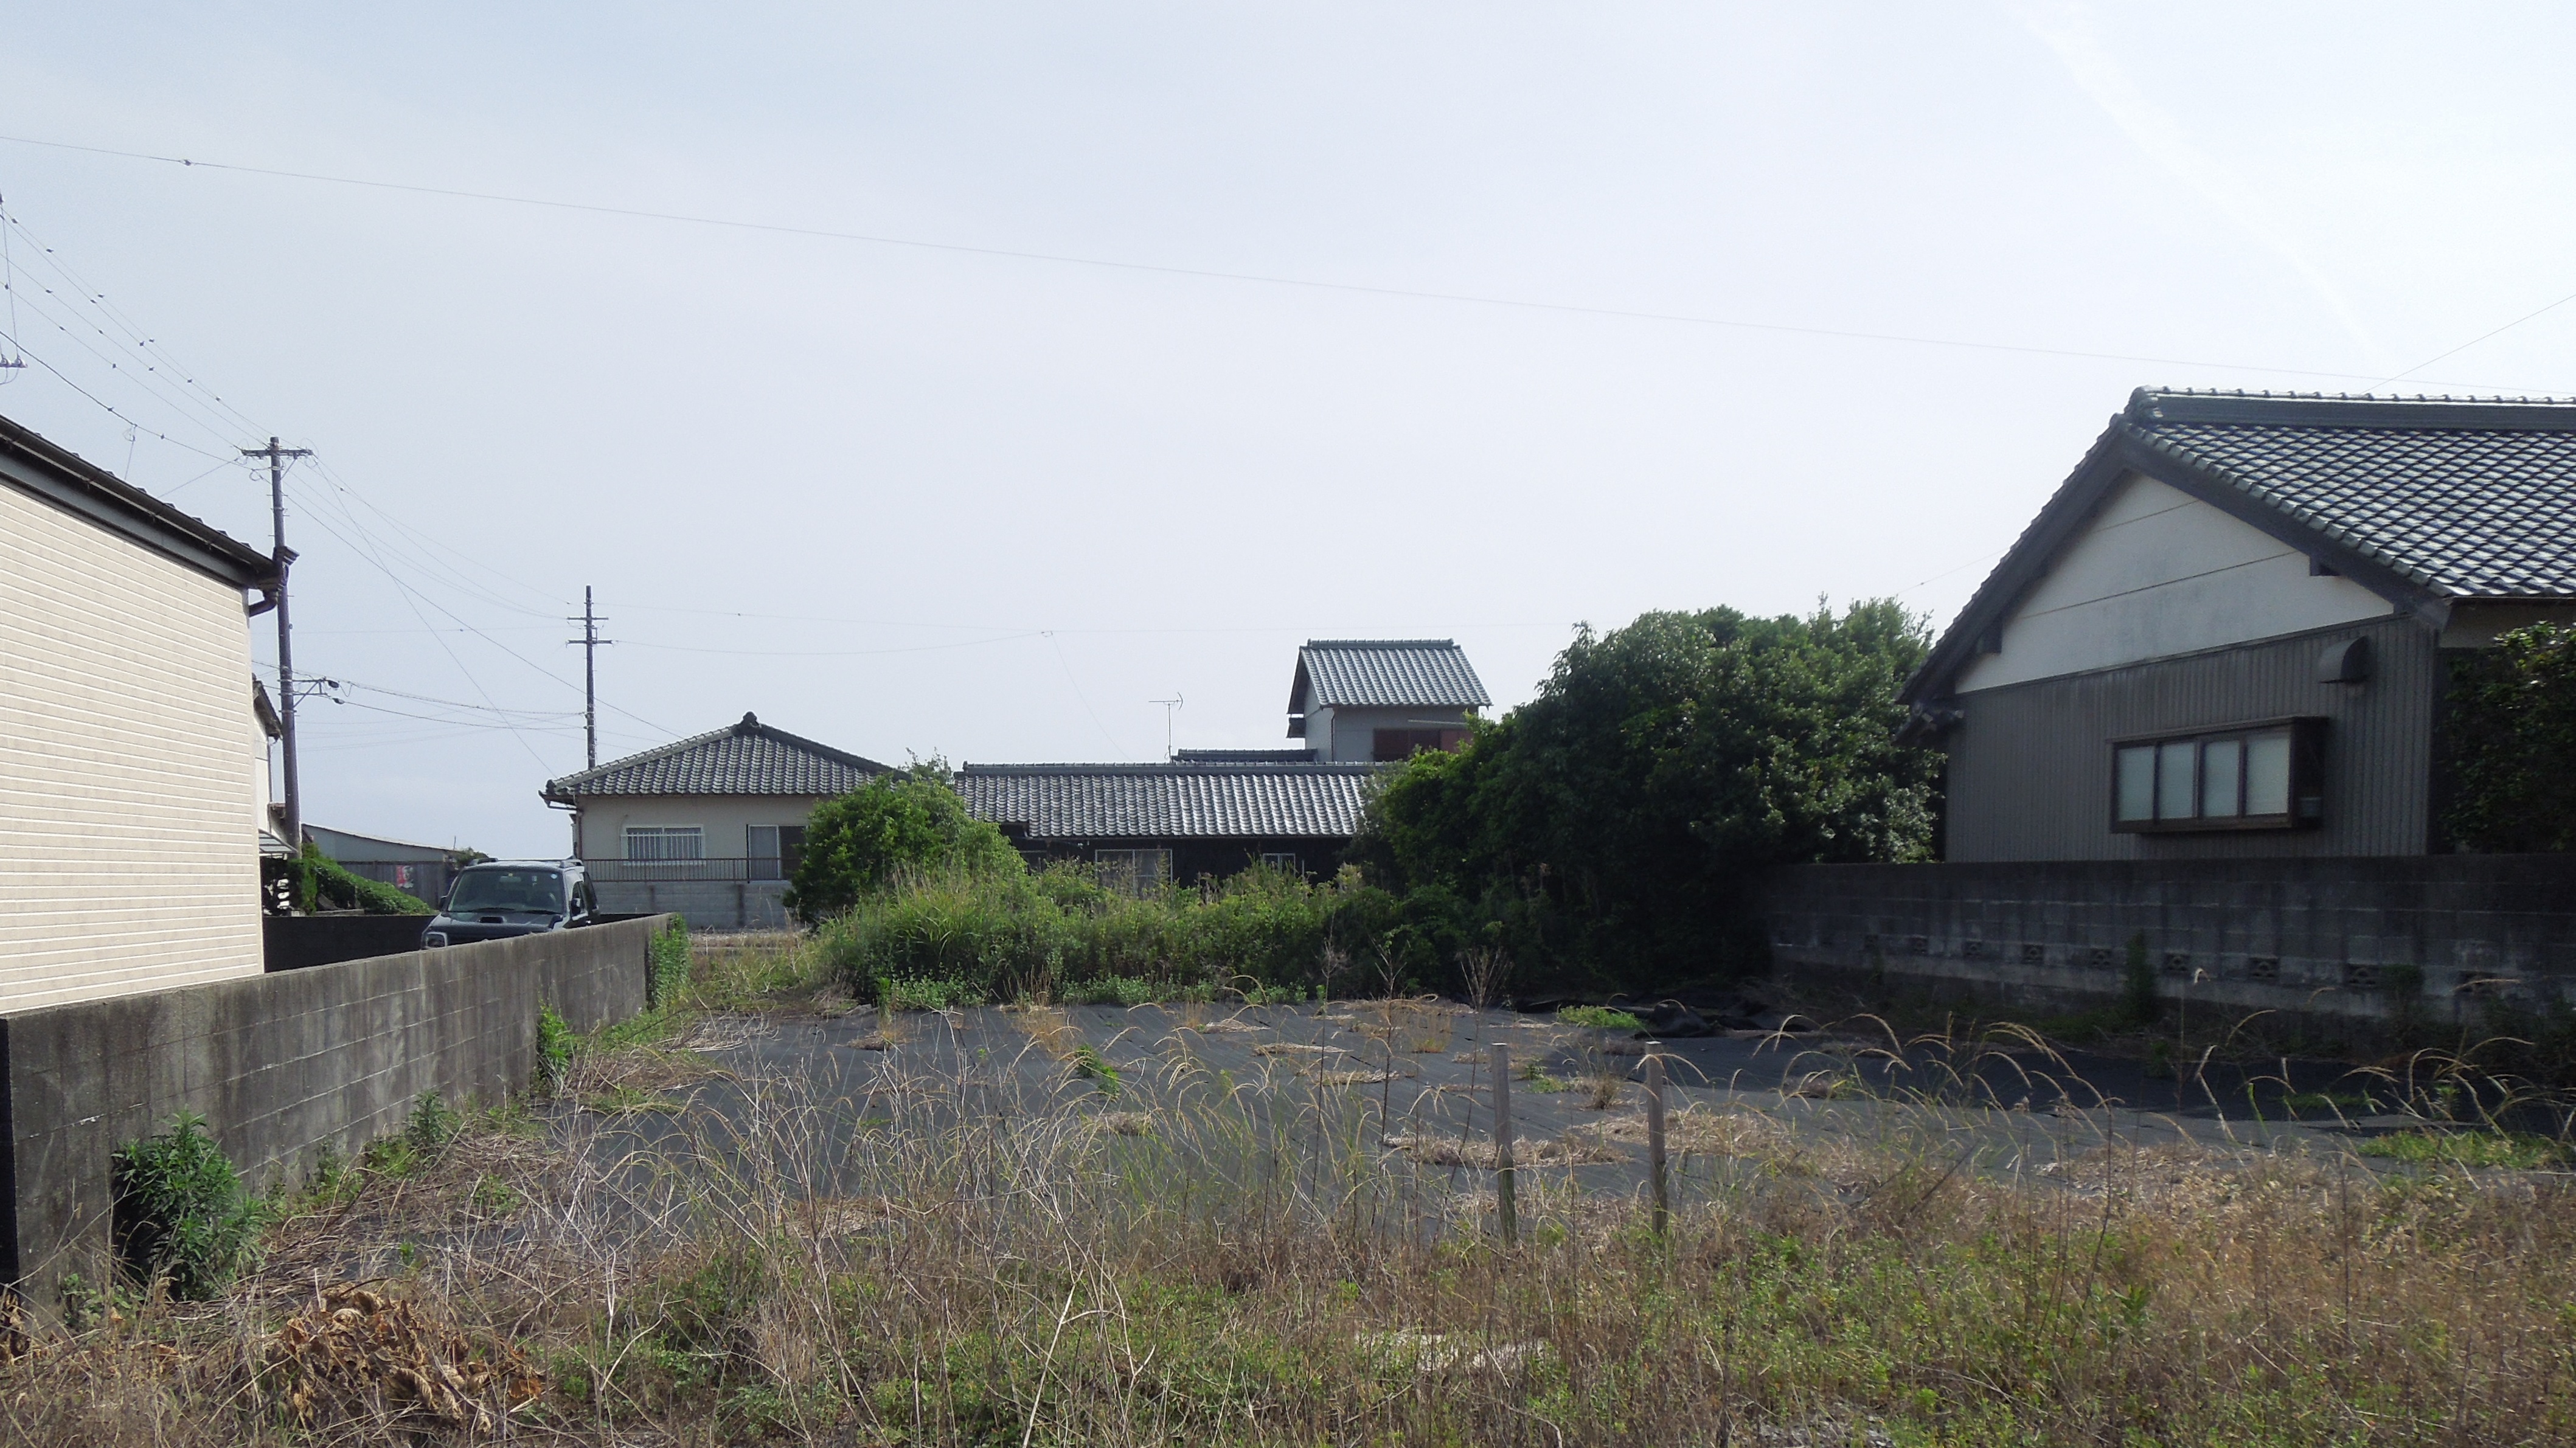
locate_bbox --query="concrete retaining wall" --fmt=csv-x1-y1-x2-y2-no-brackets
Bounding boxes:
0,915,666,1301
1757,857,2576,1023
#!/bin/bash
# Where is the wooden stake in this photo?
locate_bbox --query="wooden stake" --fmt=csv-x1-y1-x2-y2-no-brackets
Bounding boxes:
1645,1052,1670,1236
1491,1041,1517,1247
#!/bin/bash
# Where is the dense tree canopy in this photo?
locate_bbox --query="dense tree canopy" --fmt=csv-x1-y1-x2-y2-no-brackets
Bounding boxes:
1352,601,1939,991
785,764,1026,923
2443,622,2576,853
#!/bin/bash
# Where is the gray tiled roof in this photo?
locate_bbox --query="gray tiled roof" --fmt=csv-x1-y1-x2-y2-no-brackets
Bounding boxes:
956,761,1381,840
2125,390,2576,597
1291,640,1490,712
543,713,889,798
1906,389,2576,709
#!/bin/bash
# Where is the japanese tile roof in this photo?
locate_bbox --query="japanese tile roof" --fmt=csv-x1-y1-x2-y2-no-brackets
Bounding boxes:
1907,389,2576,707
1173,748,1319,763
1290,640,1490,713
956,761,1382,840
543,713,889,799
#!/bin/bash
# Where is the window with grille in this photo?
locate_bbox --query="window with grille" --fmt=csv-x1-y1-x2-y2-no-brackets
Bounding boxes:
624,826,705,861
1093,848,1172,894
2112,719,2324,833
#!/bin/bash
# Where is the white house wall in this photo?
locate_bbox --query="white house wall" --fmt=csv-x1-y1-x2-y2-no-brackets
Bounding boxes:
1956,473,2395,695
577,795,828,860
0,480,262,1010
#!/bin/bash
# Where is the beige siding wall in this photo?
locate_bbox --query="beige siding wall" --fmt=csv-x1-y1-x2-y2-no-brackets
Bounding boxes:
0,482,263,1010
578,795,827,859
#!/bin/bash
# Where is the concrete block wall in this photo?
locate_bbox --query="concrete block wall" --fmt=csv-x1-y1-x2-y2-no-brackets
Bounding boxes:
595,880,790,931
0,915,664,1301
1757,857,2576,1024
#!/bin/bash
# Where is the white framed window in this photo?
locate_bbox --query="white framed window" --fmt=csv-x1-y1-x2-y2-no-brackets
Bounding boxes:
1093,848,1172,894
625,825,704,861
2112,719,2321,833
1259,851,1302,874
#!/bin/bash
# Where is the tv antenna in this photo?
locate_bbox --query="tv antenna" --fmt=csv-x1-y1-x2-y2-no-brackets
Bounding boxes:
1150,693,1183,760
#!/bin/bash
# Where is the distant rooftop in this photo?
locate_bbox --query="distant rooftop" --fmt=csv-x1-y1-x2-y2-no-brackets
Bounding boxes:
543,713,890,799
1290,639,1490,713
957,758,1379,840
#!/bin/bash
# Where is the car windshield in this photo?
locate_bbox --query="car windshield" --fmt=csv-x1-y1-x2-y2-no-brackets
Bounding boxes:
446,868,564,915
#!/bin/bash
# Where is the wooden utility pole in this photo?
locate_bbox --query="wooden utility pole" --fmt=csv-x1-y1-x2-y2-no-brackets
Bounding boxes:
241,437,312,852
1491,1042,1517,1247
568,587,610,768
1645,1053,1670,1236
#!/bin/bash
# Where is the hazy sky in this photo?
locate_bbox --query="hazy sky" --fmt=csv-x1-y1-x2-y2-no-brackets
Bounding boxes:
4,4,2573,856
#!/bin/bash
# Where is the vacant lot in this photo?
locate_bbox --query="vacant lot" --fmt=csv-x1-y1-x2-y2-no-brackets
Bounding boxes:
11,939,2576,1446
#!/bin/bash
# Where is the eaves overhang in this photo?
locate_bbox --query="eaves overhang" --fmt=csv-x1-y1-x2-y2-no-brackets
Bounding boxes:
1901,411,2448,716
0,413,278,592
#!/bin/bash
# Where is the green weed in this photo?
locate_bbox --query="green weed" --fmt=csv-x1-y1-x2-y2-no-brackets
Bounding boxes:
111,1111,269,1299
2356,1129,2568,1169
1557,1005,1645,1031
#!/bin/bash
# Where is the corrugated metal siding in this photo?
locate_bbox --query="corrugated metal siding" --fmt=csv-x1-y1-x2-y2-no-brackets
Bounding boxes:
0,480,263,1009
1945,615,2437,861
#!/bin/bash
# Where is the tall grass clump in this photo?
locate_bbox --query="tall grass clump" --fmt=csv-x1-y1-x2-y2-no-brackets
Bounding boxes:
813,862,1355,1003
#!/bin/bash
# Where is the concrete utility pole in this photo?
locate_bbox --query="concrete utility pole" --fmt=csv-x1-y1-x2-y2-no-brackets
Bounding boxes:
568,587,611,768
241,437,313,851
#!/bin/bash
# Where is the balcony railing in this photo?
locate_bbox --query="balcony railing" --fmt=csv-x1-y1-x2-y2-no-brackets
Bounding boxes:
586,857,793,884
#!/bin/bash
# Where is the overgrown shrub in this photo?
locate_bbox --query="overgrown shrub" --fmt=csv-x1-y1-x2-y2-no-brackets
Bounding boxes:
784,764,1026,924
813,863,1361,1003
111,1112,267,1298
293,842,434,915
2445,621,2576,851
1352,600,1940,994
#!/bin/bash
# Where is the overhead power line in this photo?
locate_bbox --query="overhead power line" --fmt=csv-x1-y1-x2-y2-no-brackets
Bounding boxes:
0,130,2546,391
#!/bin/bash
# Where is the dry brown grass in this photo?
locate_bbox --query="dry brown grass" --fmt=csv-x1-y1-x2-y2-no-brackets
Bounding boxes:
1380,1130,1623,1167
17,969,2576,1445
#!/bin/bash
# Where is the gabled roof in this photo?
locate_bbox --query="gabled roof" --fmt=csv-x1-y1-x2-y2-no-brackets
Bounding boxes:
0,412,277,590
1906,388,2576,709
956,760,1381,841
1289,639,1490,713
542,713,889,800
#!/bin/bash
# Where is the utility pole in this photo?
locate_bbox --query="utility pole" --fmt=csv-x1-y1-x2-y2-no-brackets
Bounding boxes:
568,587,611,768
242,437,313,852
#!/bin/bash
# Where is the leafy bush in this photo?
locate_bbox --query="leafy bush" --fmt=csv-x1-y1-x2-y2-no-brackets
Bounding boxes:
785,764,1026,924
813,863,1362,1003
112,1112,268,1298
2444,622,2576,851
1352,600,1940,993
648,917,692,1010
294,842,433,915
1558,1005,1645,1031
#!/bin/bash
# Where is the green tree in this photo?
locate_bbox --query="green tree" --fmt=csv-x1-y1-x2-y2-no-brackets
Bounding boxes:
1355,600,1939,990
784,764,1024,923
2444,622,2576,852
